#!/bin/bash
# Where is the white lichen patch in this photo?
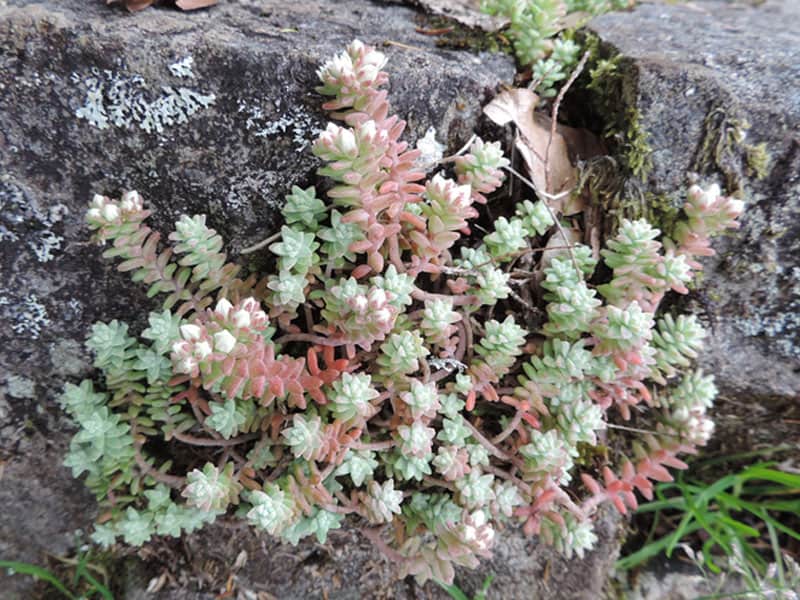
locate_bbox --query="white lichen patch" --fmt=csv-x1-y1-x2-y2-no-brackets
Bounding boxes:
237,99,322,151
0,178,67,263
4,375,36,399
168,56,195,79
1,293,51,340
73,63,215,134
29,230,64,263
49,338,90,377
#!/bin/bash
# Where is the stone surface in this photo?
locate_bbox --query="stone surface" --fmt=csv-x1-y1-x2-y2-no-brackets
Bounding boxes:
113,505,621,599
587,0,800,407
0,1,620,599
0,0,523,597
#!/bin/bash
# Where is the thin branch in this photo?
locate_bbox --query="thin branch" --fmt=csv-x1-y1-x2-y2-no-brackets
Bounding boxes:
360,527,407,564
503,164,581,278
172,431,261,447
462,418,517,466
240,230,282,255
492,410,523,444
439,133,477,164
274,332,347,347
545,49,591,191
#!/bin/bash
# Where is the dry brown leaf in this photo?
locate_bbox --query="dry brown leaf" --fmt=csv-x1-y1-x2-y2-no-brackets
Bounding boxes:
484,87,606,216
175,0,218,9
109,0,217,11
109,0,155,12
484,87,576,202
413,0,509,31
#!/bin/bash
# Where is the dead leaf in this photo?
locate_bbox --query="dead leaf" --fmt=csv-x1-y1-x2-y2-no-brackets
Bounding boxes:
146,572,168,593
413,0,509,31
484,87,606,215
175,0,218,9
108,0,155,12
232,550,248,571
484,87,576,201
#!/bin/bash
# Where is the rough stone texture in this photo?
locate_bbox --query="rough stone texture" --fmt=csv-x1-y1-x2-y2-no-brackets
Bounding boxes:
114,506,621,599
588,0,800,410
0,2,626,599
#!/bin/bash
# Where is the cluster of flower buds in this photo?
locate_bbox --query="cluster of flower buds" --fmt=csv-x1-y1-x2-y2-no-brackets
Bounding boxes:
86,191,149,241
673,183,745,267
454,138,510,203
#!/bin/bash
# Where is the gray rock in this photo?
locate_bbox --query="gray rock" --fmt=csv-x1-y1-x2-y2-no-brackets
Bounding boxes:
115,506,621,600
587,0,800,406
0,2,625,599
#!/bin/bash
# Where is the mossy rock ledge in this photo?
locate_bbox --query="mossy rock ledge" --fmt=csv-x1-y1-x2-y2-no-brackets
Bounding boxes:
0,1,624,599
584,0,799,446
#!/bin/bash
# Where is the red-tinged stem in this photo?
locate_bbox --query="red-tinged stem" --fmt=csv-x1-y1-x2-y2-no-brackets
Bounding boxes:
420,357,431,383
133,446,184,489
463,312,474,362
491,410,523,444
554,487,588,520
411,287,478,306
275,332,348,347
484,464,531,496
454,322,467,364
462,419,522,469
321,502,359,515
423,476,456,492
580,493,607,515
351,439,396,451
361,527,407,564
172,431,261,447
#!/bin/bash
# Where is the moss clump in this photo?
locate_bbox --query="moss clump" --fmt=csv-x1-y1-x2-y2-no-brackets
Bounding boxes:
412,14,513,55
692,105,770,192
581,35,653,181
745,142,770,180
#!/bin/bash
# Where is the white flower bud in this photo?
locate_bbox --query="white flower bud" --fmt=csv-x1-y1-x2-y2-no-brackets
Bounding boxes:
176,356,198,375
339,128,358,156
194,340,212,359
728,198,745,216
86,208,102,221
241,297,260,312
101,203,120,221
214,330,237,354
232,309,251,329
215,298,233,318
180,324,203,341
471,510,486,527
359,120,377,141
120,191,140,212
172,340,190,357
463,525,477,542
352,295,368,312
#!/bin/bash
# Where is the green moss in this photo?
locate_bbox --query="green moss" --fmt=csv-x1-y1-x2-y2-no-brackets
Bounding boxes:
623,109,654,180
412,14,513,55
692,105,769,193
745,142,770,180
574,441,610,468
581,34,653,181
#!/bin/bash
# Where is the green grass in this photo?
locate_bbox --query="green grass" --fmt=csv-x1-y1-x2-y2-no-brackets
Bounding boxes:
1,550,114,600
617,458,800,597
437,573,495,600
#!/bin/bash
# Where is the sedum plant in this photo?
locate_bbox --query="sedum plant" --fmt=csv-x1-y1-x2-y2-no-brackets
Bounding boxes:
481,0,633,96
62,40,743,585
